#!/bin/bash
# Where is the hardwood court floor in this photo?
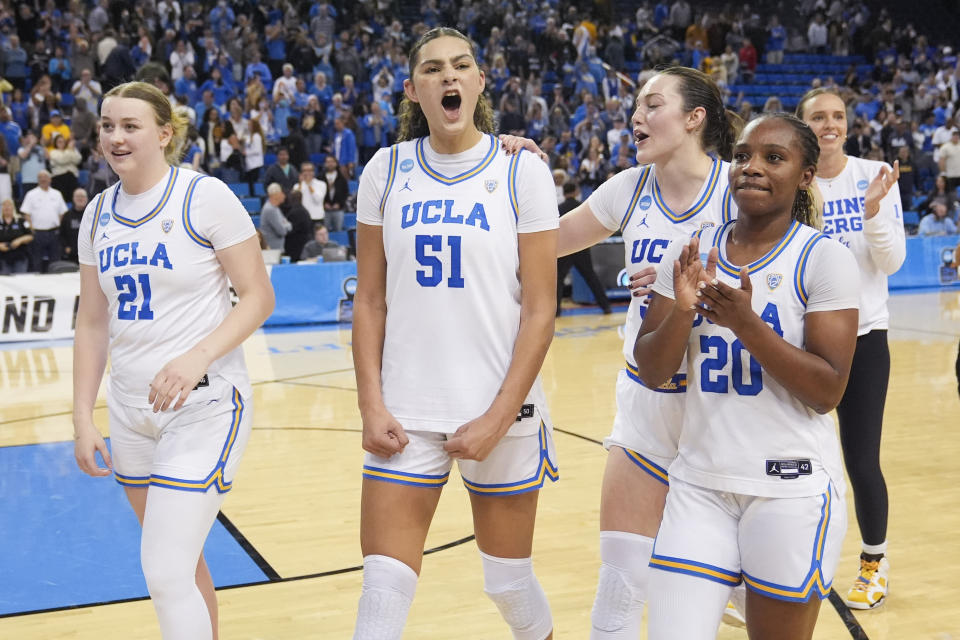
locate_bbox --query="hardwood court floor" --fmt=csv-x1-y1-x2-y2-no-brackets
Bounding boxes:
1,289,958,639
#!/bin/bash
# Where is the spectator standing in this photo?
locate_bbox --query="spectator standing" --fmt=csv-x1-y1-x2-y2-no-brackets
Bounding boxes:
283,191,312,263
59,187,87,263
322,154,348,231
48,134,82,203
17,131,47,196
738,38,757,83
555,182,611,315
71,69,103,115
293,162,327,222
2,35,28,91
242,118,265,194
260,183,290,250
0,136,10,205
331,116,358,179
767,16,786,64
20,170,67,273
808,13,829,55
938,130,960,192
48,45,72,94
70,99,98,155
0,199,33,274
263,147,299,194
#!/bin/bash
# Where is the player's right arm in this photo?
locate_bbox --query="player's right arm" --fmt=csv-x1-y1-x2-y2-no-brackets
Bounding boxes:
557,201,614,256
353,222,408,458
352,147,408,459
72,263,113,476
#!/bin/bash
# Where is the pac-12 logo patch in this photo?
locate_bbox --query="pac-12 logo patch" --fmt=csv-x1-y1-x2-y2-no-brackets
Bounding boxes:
400,158,414,172
98,212,110,226
161,219,174,233
699,221,716,230
485,179,498,193
766,273,783,290
638,195,652,210
856,179,869,190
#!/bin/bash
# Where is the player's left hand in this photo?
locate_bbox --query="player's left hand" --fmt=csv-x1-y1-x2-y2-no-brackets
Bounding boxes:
498,134,548,162
443,413,507,462
694,267,755,333
628,266,657,297
148,350,211,412
863,160,899,219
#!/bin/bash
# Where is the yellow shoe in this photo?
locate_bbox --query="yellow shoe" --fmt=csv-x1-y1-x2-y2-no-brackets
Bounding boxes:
844,557,889,610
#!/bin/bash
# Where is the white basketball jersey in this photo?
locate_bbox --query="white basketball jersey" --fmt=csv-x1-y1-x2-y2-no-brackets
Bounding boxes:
78,167,255,408
356,135,558,435
652,220,859,497
588,158,736,385
816,155,905,334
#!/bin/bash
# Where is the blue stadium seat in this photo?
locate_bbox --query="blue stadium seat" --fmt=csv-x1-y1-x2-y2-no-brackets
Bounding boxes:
241,197,261,213
77,169,89,187
329,230,350,246
250,214,260,229
343,212,357,229
902,210,920,234
309,152,325,166
253,182,266,197
348,179,359,195
228,183,250,197
265,152,277,166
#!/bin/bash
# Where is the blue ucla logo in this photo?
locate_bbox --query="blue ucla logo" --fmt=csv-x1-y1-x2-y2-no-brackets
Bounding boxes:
856,180,869,190
400,159,414,172
99,212,110,226
638,195,652,210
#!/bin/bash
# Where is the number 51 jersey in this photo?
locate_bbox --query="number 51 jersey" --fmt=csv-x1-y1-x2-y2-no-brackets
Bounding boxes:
357,135,558,435
78,167,256,408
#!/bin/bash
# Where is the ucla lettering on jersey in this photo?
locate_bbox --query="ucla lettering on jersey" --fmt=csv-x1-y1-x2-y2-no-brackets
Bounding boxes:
77,167,255,408
586,158,736,384
357,135,558,435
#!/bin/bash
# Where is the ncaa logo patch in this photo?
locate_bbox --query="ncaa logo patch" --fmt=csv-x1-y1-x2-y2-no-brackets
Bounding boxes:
638,195,652,210
485,179,498,193
161,219,174,233
617,268,630,287
400,158,414,172
98,212,110,226
766,273,783,290
856,179,869,190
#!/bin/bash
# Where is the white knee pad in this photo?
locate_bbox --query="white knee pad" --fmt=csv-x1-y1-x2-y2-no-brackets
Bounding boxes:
480,552,553,640
353,555,418,640
590,531,654,638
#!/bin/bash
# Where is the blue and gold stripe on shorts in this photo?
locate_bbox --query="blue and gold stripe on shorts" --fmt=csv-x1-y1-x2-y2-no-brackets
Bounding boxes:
621,448,669,486
114,388,244,494
649,553,743,587
362,466,450,488
462,421,559,496
742,485,834,602
625,361,687,394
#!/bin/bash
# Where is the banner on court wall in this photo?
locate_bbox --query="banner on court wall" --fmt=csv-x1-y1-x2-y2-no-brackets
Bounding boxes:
0,273,80,343
0,261,359,343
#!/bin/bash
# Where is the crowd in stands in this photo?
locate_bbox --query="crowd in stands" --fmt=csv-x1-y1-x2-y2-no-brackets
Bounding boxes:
1,0,959,274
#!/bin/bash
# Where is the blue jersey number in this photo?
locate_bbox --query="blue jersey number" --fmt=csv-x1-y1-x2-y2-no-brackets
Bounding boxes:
699,335,762,395
415,234,464,288
114,273,155,320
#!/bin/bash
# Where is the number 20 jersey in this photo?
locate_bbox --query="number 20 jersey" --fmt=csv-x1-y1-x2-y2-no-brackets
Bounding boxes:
78,167,256,408
652,220,859,497
357,135,559,435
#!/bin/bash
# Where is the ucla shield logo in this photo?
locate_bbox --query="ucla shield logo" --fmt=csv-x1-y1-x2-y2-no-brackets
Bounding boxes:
766,273,783,290
162,219,174,233
485,179,498,193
